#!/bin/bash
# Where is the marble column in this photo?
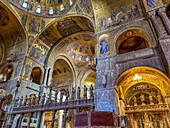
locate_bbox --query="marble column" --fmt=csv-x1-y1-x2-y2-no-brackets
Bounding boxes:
51,110,57,128
148,10,163,38
63,109,68,128
158,7,170,35
27,113,33,128
58,110,63,128
18,114,24,128
40,112,45,128
43,66,50,86
7,114,16,128
36,112,43,128
47,68,53,86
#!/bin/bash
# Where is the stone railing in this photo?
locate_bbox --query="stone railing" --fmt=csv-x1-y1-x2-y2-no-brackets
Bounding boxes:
125,104,169,114
116,48,154,63
0,78,18,95
11,85,95,128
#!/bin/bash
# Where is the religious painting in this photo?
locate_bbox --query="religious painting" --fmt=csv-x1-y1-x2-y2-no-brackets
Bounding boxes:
96,0,142,31
21,14,27,29
23,62,32,79
41,19,45,32
0,5,10,26
28,18,38,33
39,30,58,48
56,18,83,37
100,38,109,55
29,40,49,64
143,0,163,10
28,36,35,48
14,61,22,77
146,0,156,7
79,0,93,15
75,5,83,15
91,0,102,10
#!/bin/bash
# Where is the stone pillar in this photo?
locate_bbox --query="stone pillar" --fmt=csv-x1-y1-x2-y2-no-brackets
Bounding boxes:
159,38,170,74
36,112,43,128
158,7,170,35
51,110,57,128
27,113,33,128
63,109,68,128
18,114,24,128
40,112,45,128
58,110,63,128
95,56,117,113
47,68,53,86
43,66,50,85
148,10,163,38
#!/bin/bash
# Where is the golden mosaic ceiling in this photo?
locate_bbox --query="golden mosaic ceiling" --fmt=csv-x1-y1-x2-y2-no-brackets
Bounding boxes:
0,3,25,47
7,0,76,17
0,2,26,63
29,16,94,64
66,33,95,62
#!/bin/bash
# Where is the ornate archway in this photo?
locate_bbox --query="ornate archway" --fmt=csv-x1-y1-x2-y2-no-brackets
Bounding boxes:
114,66,170,128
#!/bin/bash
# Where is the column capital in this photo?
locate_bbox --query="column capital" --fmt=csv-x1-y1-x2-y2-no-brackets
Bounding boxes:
158,6,166,15
44,65,50,70
147,10,156,18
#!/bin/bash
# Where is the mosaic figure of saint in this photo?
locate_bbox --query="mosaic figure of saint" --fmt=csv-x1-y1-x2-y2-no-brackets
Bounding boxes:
100,39,109,54
146,0,156,7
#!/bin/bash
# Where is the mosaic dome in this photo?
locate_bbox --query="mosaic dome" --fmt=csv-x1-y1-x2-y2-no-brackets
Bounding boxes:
66,34,95,62
8,0,76,17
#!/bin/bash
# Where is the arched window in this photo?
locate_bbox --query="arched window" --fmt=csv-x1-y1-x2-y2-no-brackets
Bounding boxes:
30,67,42,84
116,29,150,54
22,1,28,8
69,0,73,6
49,7,53,15
0,65,13,82
60,4,64,11
86,56,90,61
36,5,41,13
79,56,82,61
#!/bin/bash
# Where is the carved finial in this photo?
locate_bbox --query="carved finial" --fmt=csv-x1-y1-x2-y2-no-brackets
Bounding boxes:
32,94,36,105
140,94,145,105
90,84,94,99
77,86,81,100
83,85,87,99
157,93,163,104
24,95,27,106
55,90,58,102
71,87,75,100
60,91,64,102
66,89,69,101
41,93,46,104
20,96,23,106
